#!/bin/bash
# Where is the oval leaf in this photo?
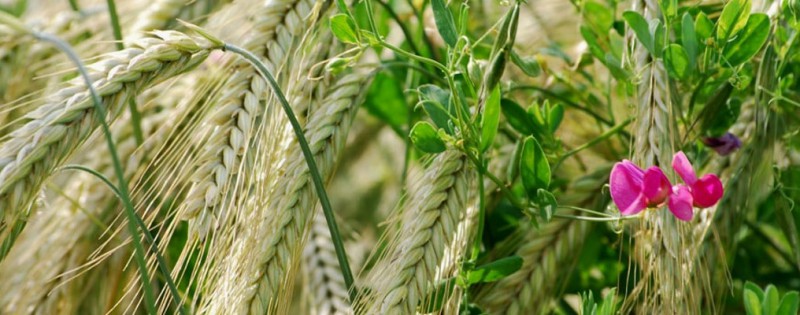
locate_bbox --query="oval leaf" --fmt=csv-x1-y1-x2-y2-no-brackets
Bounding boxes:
547,103,564,133
717,0,752,42
764,285,780,315
520,136,550,200
431,0,458,47
722,13,770,67
695,12,714,40
777,292,799,315
329,14,358,44
501,99,534,135
510,50,541,77
410,121,446,153
466,255,523,284
681,13,698,67
664,44,690,79
623,11,654,55
481,86,501,152
745,290,764,315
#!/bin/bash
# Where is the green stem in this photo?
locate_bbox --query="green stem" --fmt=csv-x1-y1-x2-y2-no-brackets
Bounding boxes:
104,0,144,146
35,32,157,315
380,41,448,73
223,43,356,302
553,212,639,222
379,61,447,85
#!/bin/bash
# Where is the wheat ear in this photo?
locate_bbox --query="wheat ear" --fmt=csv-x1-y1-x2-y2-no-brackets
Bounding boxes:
622,1,705,313
180,0,326,238
358,150,472,314
246,70,367,314
0,30,218,245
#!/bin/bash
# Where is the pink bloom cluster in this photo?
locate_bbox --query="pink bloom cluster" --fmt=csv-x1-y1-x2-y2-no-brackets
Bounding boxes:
609,152,723,221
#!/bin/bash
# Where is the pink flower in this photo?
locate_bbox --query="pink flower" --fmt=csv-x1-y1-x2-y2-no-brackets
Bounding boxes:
610,160,671,215
672,151,724,208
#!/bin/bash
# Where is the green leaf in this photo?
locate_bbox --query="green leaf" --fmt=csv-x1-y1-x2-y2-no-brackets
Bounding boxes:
583,1,614,34
745,289,764,315
501,99,535,135
695,12,714,40
431,0,458,47
663,44,691,79
581,25,606,61
418,85,453,134
536,189,557,223
598,288,618,315
481,86,501,152
682,13,698,68
717,0,752,42
410,122,446,153
520,136,550,200
364,73,408,133
623,11,654,55
764,285,780,315
659,0,677,18
653,20,666,58
329,14,359,44
547,103,564,132
722,13,770,67
466,255,523,284
580,291,598,315
746,281,766,301
777,292,799,315
510,50,541,77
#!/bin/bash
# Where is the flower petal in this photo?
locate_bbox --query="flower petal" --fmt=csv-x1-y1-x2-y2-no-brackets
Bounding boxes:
692,174,724,208
668,185,694,221
610,160,645,212
672,151,697,185
642,166,671,206
620,194,647,215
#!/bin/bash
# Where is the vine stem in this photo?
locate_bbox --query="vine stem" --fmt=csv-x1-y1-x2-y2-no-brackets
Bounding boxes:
223,43,356,303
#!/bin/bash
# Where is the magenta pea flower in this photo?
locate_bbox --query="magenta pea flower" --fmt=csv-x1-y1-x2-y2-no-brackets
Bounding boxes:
609,160,671,215
672,151,724,208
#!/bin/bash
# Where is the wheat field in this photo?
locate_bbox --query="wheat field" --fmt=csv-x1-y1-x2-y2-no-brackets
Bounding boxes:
0,0,798,314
